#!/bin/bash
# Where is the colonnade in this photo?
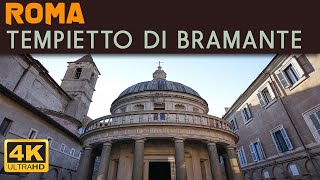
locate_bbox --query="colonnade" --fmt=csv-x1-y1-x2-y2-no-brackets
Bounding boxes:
76,139,242,180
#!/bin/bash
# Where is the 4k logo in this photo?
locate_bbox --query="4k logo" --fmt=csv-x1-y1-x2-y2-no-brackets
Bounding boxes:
4,139,49,172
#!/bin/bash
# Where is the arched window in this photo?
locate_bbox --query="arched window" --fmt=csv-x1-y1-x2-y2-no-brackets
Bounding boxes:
175,104,185,110
74,68,82,79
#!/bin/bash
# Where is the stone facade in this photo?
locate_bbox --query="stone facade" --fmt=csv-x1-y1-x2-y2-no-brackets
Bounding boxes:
77,65,242,180
0,54,99,180
223,54,320,179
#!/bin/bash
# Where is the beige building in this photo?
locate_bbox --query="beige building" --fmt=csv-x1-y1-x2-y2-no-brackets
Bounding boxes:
0,54,100,179
223,54,320,179
77,65,242,180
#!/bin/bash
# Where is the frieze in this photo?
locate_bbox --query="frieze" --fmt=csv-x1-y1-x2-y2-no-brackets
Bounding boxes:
82,125,236,146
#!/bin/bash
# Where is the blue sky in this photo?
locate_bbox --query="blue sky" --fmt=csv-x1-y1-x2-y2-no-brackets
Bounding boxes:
32,54,274,119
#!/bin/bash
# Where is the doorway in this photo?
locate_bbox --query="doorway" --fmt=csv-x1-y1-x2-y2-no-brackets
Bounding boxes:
148,162,171,180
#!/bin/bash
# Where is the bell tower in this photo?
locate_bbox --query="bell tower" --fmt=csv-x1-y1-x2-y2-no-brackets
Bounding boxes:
61,54,100,120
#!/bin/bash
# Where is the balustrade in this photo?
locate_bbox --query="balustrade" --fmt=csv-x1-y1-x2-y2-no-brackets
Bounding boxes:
85,110,232,133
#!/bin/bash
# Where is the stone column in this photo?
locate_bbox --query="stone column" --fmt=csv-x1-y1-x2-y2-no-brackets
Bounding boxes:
76,146,94,180
226,146,243,180
207,142,223,180
97,142,112,180
175,138,187,180
132,138,145,180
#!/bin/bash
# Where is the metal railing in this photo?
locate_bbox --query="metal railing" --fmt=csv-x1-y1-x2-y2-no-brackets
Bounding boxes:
85,110,231,132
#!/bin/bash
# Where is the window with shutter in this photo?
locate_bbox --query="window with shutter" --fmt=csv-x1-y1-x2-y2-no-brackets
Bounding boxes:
257,82,276,107
266,82,276,99
229,117,238,132
277,57,306,89
276,71,290,89
303,106,320,142
271,126,293,153
237,147,247,167
249,139,266,161
256,141,266,160
257,92,266,107
291,57,305,78
249,143,258,161
271,132,282,152
241,105,252,124
284,65,299,85
245,104,252,119
310,111,320,137
280,127,293,150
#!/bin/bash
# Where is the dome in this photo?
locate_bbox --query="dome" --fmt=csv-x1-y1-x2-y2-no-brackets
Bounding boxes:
118,79,201,98
117,65,202,99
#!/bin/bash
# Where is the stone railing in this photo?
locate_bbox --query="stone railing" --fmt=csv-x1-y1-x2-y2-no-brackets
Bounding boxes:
85,110,232,132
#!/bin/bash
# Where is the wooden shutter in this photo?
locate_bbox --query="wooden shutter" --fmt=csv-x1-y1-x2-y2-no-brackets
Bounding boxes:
233,118,238,130
257,92,266,107
249,143,258,161
271,132,282,153
245,104,252,119
237,150,243,166
257,140,266,160
241,109,246,123
266,82,276,99
291,57,305,78
276,71,290,88
280,127,293,150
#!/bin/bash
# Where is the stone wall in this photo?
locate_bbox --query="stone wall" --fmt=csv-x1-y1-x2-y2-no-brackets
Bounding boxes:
0,92,81,180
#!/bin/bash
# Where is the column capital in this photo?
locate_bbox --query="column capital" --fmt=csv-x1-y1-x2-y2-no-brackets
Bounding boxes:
226,145,237,150
83,145,93,150
102,141,112,146
134,137,145,143
174,138,185,143
207,141,217,146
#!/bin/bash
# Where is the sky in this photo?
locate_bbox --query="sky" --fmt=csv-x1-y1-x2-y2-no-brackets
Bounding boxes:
32,54,274,119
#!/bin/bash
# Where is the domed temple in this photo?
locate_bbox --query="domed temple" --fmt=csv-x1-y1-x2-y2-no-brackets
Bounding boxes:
77,66,242,180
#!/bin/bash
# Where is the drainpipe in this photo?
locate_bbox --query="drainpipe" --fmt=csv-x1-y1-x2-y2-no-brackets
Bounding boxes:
265,72,320,176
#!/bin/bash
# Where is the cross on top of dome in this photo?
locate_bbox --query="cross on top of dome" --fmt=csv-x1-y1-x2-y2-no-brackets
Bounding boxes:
153,61,167,80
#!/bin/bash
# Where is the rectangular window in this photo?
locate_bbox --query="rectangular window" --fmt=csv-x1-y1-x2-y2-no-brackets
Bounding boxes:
28,128,38,139
229,117,238,132
271,126,293,153
237,147,247,167
241,104,252,123
60,144,66,152
284,64,299,85
0,118,12,136
257,82,276,107
249,139,266,161
70,148,75,156
309,110,320,136
303,106,320,142
153,113,166,121
276,57,305,89
289,164,300,176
